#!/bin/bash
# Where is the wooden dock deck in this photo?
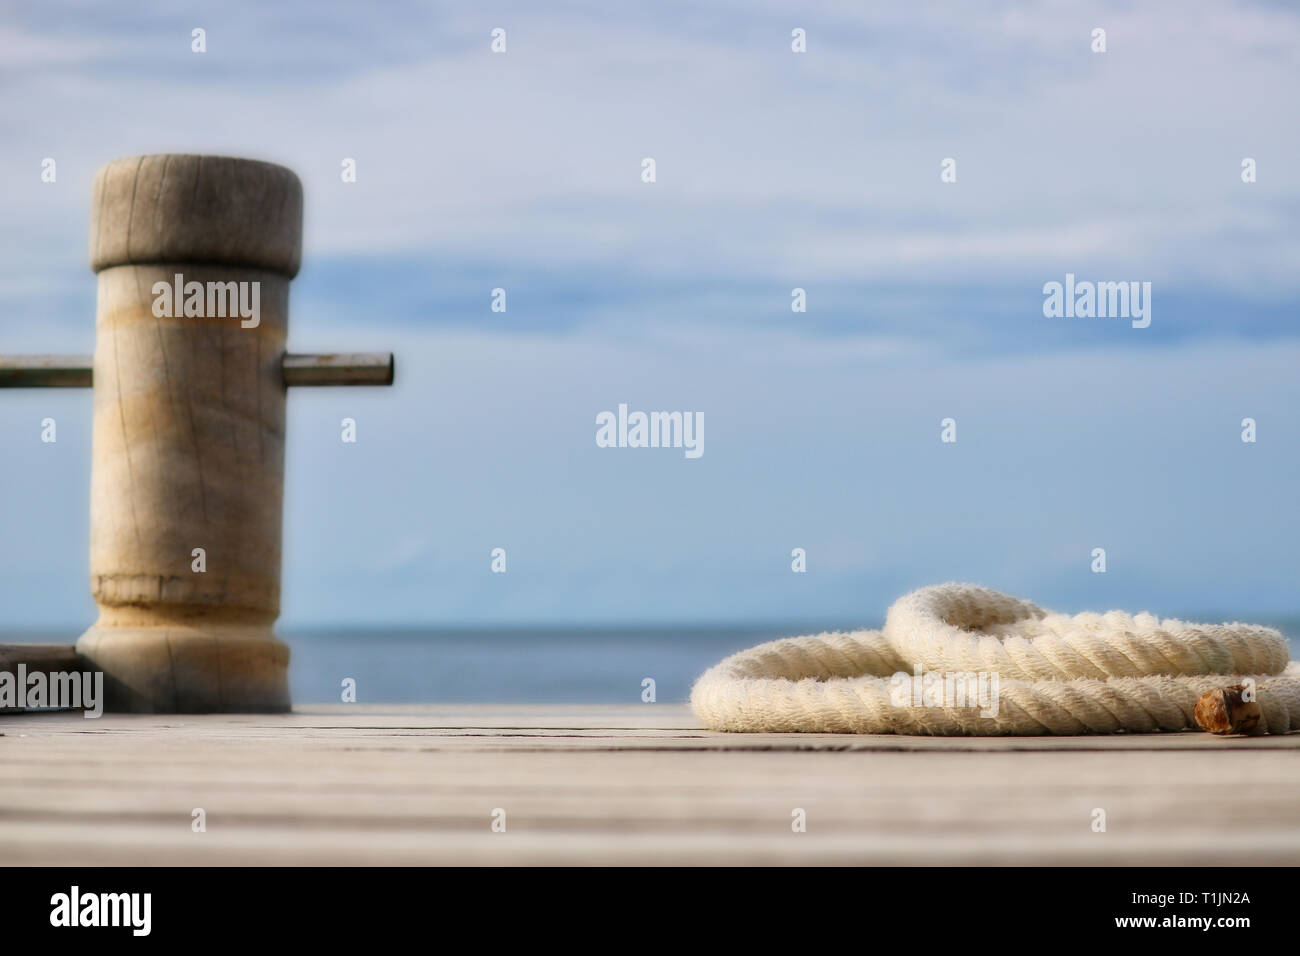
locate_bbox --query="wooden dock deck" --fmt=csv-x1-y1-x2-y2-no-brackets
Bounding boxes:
2,705,1298,865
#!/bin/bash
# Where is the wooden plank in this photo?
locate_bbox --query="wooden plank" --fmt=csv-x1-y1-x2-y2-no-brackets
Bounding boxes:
1,705,1297,865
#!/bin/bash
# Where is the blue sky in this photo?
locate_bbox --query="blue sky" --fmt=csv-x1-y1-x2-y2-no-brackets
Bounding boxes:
2,0,1299,629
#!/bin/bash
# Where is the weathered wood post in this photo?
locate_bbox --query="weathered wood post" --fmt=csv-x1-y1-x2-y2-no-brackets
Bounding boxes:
0,154,394,713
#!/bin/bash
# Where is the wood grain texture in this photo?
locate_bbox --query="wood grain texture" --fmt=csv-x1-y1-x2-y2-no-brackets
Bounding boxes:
90,155,303,277
76,152,304,713
1,705,1297,865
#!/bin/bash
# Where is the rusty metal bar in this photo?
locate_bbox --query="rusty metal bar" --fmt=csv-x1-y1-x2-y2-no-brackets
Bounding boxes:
282,352,394,386
0,353,396,388
0,355,93,388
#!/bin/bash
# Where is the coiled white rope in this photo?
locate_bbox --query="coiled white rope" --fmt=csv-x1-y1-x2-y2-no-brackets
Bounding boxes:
690,584,1300,735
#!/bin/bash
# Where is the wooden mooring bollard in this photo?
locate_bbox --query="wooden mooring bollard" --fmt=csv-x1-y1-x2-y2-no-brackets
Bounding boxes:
0,154,394,713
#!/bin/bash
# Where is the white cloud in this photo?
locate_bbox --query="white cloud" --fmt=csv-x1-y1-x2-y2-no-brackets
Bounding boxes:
2,0,1298,293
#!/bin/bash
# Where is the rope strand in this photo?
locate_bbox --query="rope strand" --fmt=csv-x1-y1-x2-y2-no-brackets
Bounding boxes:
691,584,1300,735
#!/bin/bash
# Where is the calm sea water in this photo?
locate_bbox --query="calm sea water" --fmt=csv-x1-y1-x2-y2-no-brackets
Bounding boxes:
282,625,827,704
282,618,1300,705
7,620,1299,705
